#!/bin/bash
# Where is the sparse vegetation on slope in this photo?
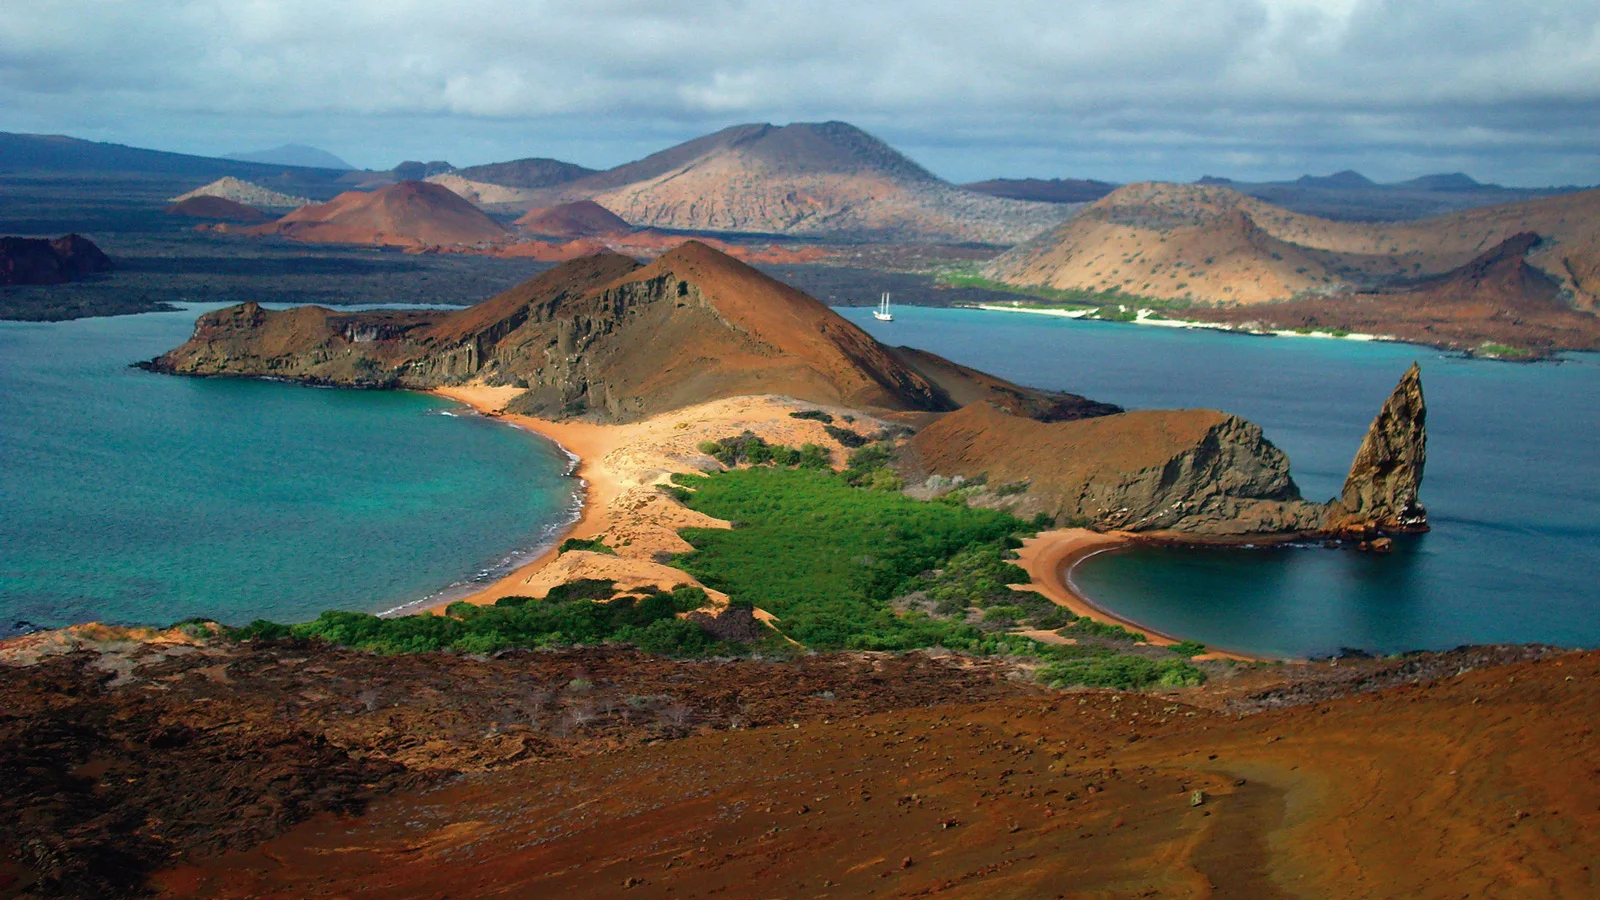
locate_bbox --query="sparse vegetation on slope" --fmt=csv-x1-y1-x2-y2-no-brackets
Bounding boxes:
231,583,745,657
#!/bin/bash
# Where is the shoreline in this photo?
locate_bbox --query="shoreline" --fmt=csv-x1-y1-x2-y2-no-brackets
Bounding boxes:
962,301,1387,343
1014,529,1270,662
422,386,629,611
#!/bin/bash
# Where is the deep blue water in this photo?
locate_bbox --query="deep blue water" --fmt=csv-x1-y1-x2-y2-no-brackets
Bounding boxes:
0,305,578,630
842,307,1600,658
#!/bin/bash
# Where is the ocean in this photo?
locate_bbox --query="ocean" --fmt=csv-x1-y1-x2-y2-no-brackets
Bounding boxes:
0,304,578,631
843,306,1600,658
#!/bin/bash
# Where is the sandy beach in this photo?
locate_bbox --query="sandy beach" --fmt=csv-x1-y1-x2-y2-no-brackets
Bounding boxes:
427,387,890,613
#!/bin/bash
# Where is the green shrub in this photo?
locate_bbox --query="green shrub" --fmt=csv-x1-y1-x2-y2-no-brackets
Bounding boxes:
824,424,868,448
229,619,294,642
789,409,834,423
558,536,616,556
1037,655,1206,690
1056,615,1147,643
232,580,734,658
1169,639,1208,658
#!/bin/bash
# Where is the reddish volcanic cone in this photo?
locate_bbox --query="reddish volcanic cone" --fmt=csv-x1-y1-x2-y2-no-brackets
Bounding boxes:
249,181,510,248
515,200,632,238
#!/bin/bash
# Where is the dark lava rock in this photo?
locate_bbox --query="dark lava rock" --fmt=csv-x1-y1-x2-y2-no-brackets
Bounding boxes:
0,234,113,286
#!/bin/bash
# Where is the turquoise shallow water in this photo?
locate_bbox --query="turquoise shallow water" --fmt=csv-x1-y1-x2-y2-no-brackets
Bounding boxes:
842,307,1600,658
0,305,578,631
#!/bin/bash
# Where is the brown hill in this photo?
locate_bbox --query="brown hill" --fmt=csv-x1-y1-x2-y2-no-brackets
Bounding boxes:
515,200,632,238
983,182,1359,304
521,122,1069,244
986,182,1600,308
246,181,510,249
163,195,269,221
146,241,1094,423
1183,233,1600,357
0,234,113,286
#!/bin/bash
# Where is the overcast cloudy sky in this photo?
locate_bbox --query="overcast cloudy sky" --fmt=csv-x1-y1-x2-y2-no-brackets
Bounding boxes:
2,0,1597,185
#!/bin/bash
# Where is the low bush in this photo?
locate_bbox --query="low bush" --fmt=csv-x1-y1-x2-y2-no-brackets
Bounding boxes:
558,536,616,556
1037,655,1206,690
823,424,868,448
788,409,834,423
225,582,730,657
1169,639,1208,657
1056,616,1148,644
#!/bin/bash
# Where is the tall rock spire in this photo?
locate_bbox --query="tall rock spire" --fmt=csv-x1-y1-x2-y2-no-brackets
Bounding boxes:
1325,363,1428,535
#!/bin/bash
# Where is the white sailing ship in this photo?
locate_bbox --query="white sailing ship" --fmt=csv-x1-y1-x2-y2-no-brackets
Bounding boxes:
872,292,894,321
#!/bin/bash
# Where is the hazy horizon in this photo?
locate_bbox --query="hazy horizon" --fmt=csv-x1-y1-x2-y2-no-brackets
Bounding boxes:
3,0,1597,187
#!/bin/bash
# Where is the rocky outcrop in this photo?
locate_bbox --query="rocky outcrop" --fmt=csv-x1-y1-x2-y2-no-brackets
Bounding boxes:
905,365,1430,538
0,234,113,286
1324,363,1428,535
903,401,1326,535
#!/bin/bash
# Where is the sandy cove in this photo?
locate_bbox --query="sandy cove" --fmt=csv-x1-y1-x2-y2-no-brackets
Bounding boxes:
427,387,895,618
1013,529,1266,662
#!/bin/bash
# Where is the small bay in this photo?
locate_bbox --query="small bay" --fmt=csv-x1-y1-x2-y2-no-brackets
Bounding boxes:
843,306,1600,658
0,305,578,631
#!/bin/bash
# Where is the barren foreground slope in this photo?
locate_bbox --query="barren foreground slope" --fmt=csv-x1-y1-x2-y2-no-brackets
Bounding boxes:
2,631,1588,898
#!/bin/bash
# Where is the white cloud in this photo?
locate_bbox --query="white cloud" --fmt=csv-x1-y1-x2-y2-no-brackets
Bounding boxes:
0,0,1596,183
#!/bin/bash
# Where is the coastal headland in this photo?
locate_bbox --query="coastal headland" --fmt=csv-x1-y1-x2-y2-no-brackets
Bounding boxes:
141,240,1430,652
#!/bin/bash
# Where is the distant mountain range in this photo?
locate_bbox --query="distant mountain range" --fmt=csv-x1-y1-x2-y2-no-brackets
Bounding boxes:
225,144,353,170
964,169,1588,222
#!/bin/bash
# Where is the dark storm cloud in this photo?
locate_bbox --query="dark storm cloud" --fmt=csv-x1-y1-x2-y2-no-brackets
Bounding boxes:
1,0,1595,184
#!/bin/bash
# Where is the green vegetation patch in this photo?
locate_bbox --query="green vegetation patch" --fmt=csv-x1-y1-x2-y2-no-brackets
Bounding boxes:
558,536,616,556
698,432,831,469
1475,342,1534,359
788,409,834,423
671,466,1022,649
1037,655,1206,690
228,583,747,657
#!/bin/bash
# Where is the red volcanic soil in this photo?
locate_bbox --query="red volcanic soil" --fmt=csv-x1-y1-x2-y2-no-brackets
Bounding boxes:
1185,232,1600,356
247,180,509,249
0,234,112,285
163,196,269,221
515,199,633,238
60,644,1583,899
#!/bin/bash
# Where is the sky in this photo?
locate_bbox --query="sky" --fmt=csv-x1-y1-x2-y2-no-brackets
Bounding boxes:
2,0,1597,186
